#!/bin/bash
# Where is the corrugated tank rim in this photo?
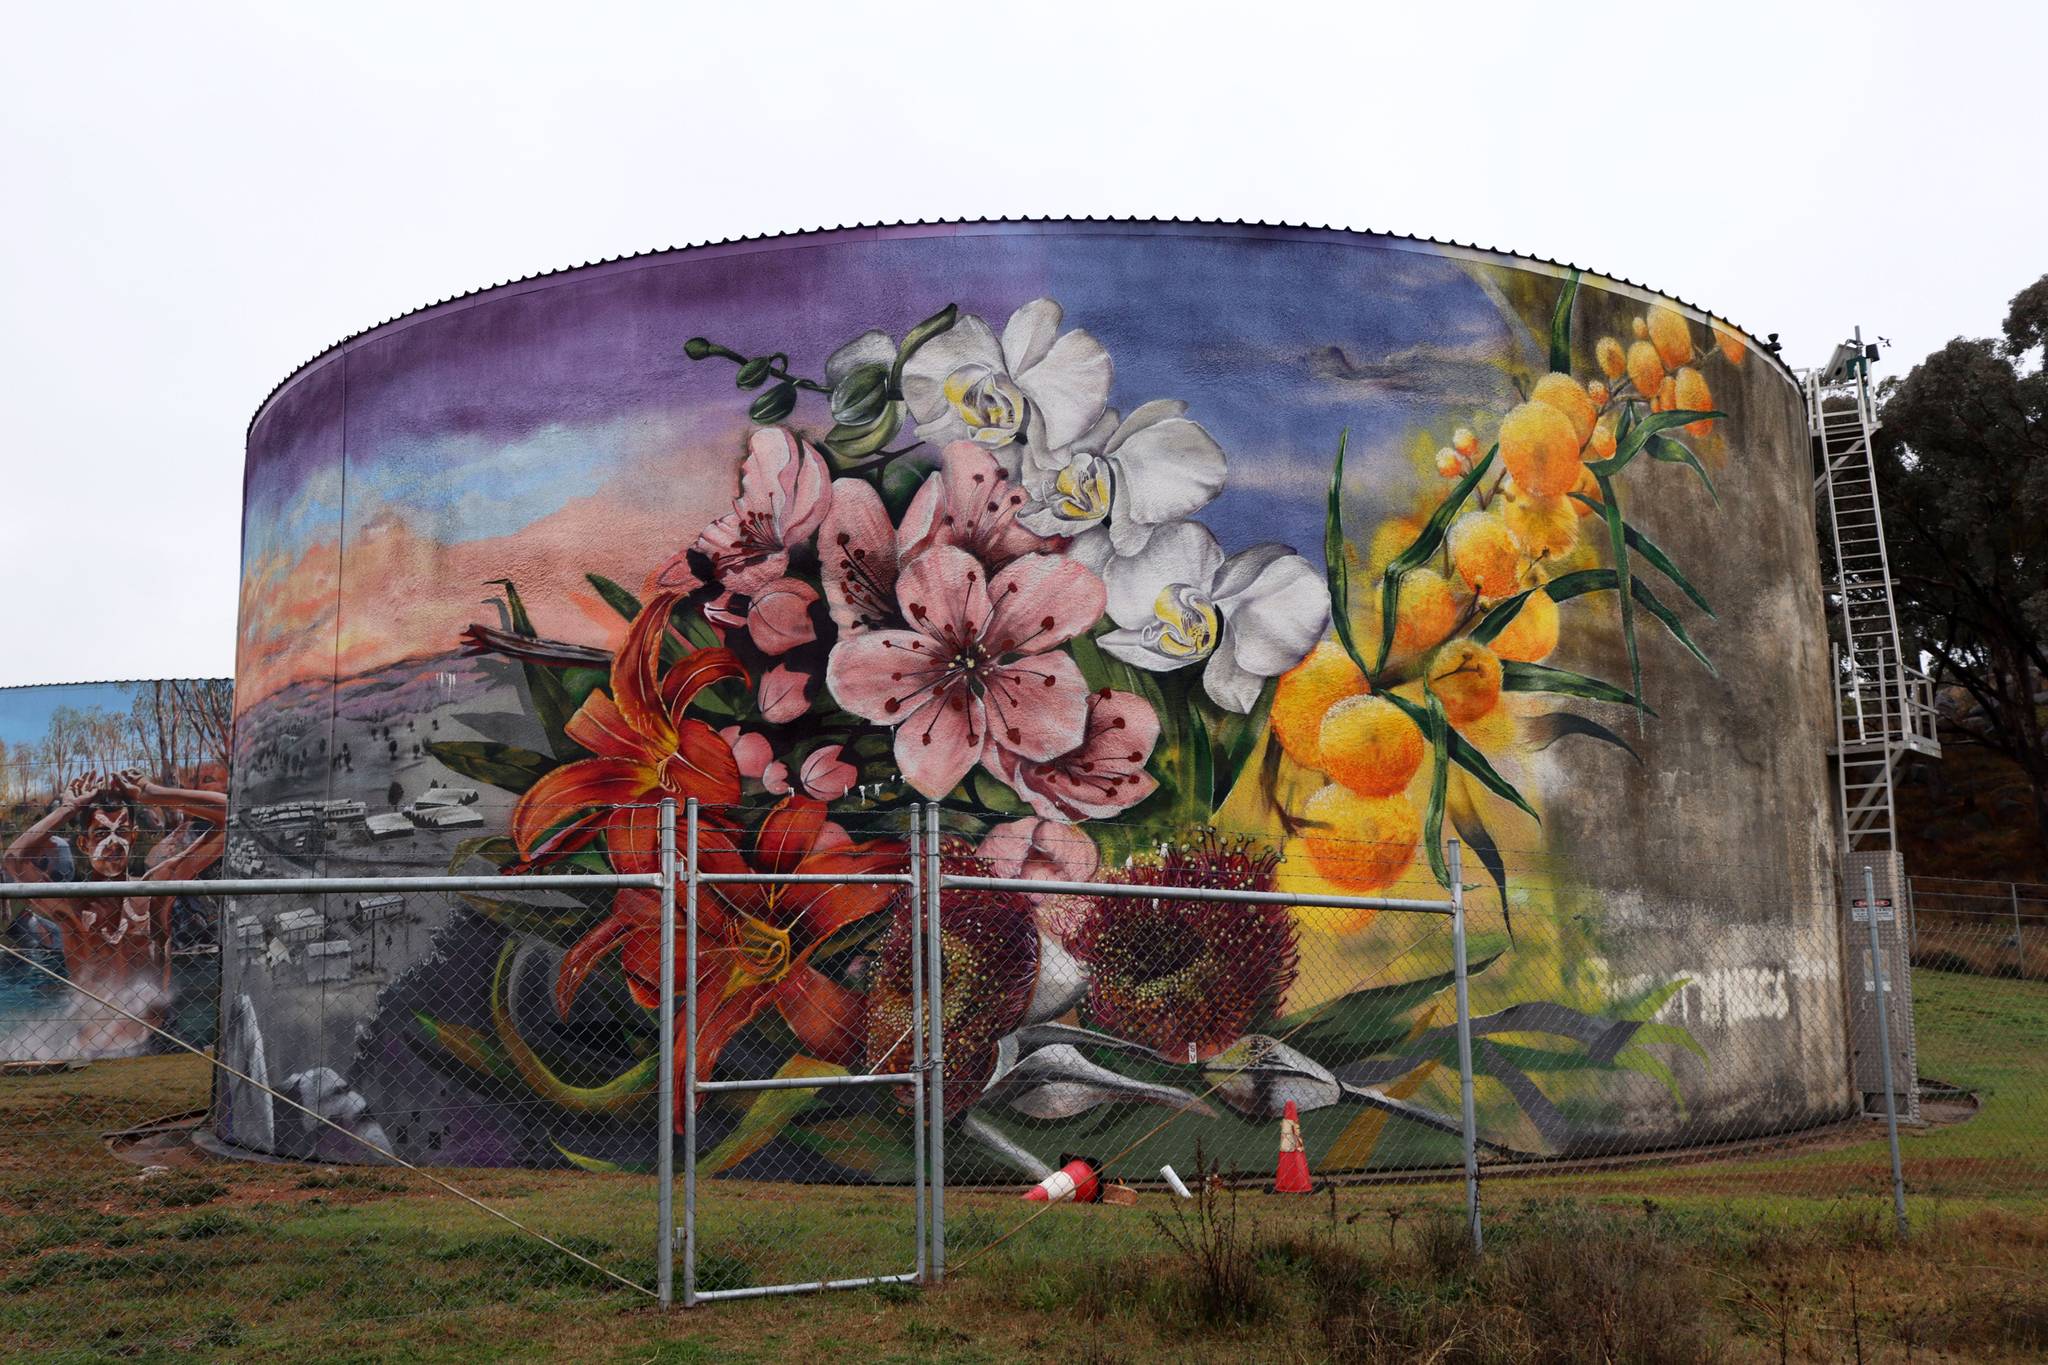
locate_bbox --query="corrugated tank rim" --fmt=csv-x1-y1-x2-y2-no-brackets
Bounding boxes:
247,216,1800,438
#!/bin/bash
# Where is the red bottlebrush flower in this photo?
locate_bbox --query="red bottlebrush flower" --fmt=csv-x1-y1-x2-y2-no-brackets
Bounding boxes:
1066,832,1296,1061
865,843,1041,1116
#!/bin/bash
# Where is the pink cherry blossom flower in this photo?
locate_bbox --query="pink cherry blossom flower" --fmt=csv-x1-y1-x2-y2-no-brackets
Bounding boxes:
746,577,819,655
819,477,901,633
758,664,812,724
994,688,1160,822
819,445,1056,639
975,817,1099,884
826,545,1102,798
656,427,831,594
899,442,1058,568
718,726,774,781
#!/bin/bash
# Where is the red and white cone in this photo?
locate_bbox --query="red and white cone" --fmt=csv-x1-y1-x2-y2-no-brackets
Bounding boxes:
1022,1157,1101,1203
1273,1100,1313,1193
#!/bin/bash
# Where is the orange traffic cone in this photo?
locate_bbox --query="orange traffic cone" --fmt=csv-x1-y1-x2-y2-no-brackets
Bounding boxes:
1022,1155,1101,1203
1273,1100,1313,1193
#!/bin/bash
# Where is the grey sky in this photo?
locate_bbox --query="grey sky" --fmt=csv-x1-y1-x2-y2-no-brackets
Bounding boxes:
2,0,2041,687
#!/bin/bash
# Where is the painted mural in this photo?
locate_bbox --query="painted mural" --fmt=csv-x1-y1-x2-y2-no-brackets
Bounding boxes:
225,225,1841,1175
0,681,231,1060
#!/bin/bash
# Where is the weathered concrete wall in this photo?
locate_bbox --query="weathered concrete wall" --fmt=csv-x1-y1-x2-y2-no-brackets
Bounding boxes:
221,223,1844,1174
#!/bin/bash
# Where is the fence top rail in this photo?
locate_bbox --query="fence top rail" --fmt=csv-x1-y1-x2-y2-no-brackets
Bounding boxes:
939,872,1455,916
692,872,913,886
0,872,665,900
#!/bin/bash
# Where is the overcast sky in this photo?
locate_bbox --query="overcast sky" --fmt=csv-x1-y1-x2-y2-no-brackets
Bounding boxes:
2,0,2041,688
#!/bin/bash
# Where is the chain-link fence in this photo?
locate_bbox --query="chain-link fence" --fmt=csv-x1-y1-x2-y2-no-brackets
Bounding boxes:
1906,875,2048,981
3,797,2046,1355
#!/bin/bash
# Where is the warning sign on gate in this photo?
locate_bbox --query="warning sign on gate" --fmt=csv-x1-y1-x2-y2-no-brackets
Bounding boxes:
1851,897,1896,923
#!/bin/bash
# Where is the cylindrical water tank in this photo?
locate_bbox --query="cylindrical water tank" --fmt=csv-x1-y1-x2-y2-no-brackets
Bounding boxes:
221,222,1844,1175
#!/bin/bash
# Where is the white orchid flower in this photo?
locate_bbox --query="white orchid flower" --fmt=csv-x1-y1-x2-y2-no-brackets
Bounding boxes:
898,298,1112,476
1018,400,1228,565
1098,520,1329,712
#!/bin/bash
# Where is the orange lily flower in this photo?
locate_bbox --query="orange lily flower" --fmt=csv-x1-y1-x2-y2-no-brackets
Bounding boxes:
553,797,903,1127
509,592,745,867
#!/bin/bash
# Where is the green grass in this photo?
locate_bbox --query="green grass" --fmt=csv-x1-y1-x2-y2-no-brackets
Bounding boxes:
0,969,2042,1360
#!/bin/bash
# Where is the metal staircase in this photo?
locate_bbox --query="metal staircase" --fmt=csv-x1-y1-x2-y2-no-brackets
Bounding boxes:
1808,329,1941,854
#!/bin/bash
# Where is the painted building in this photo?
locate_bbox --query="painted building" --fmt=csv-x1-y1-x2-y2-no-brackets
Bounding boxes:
218,222,1842,1177
0,679,231,1060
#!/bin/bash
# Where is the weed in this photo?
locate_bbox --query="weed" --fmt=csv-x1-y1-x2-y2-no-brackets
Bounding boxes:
1149,1153,1268,1326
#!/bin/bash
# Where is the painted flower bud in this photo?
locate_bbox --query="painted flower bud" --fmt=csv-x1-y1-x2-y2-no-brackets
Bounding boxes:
1596,336,1627,380
1452,427,1479,458
829,361,892,427
748,381,799,424
734,356,776,390
1627,340,1666,400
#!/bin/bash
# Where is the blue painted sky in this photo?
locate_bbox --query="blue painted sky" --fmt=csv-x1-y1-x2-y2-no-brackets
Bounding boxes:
0,681,148,747
244,227,1537,585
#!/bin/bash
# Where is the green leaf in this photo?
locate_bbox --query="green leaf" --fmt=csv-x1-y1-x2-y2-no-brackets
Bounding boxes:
1593,471,1644,718
1419,689,1451,889
1381,690,1539,825
879,449,934,518
553,1143,634,1174
1613,976,1690,1020
1324,429,1370,679
1515,567,1714,675
484,580,577,756
702,1058,849,1175
425,740,557,794
1629,1021,1710,1064
585,573,641,623
487,578,537,638
1645,433,1719,506
1373,446,1496,674
1523,711,1644,764
970,768,1028,817
1500,662,1654,713
1446,772,1510,934
1565,497,1713,616
1212,677,1276,807
1548,268,1581,374
1611,1044,1683,1104
1630,576,1717,676
1584,410,1724,479
456,893,605,944
490,943,660,1113
1268,952,1506,1054
1470,587,1541,647
889,304,959,395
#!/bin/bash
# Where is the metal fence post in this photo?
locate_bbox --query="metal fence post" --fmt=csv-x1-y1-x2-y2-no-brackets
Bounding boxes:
2014,883,2026,979
1449,838,1481,1254
656,800,677,1310
682,798,701,1305
906,804,927,1284
1864,865,1910,1238
924,801,945,1283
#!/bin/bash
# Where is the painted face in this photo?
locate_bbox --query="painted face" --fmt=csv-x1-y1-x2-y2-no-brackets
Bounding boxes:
941,364,1028,449
82,806,134,880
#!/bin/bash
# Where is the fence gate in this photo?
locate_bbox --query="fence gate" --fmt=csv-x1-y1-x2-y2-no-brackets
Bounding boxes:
660,799,942,1307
